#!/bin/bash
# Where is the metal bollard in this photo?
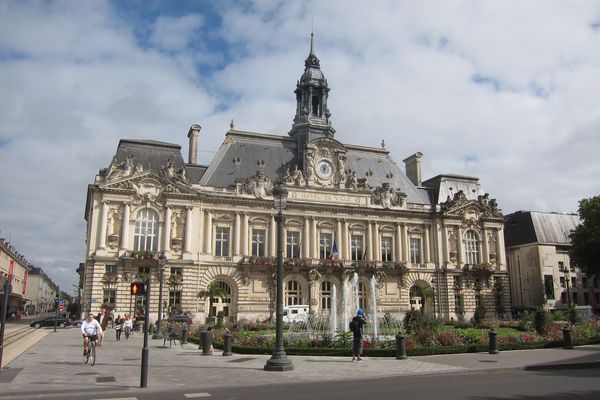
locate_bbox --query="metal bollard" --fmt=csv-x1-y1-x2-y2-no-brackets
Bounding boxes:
395,334,407,360
488,329,499,354
200,330,213,355
181,327,189,345
562,327,573,349
222,333,233,356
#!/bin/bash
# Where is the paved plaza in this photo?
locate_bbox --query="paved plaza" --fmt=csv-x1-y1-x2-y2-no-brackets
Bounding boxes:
0,325,599,398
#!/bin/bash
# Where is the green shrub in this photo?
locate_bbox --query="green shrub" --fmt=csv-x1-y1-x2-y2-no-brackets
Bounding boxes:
403,310,423,336
534,307,547,335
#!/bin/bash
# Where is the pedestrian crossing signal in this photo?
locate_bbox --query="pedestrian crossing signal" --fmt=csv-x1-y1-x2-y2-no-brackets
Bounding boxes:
130,282,146,295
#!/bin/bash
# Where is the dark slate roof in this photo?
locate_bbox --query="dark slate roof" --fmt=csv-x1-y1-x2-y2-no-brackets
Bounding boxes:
199,130,430,205
111,139,185,173
422,174,486,205
185,164,208,184
504,211,580,247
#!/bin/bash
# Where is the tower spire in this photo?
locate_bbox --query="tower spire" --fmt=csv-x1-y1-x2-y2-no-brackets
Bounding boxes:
310,28,314,55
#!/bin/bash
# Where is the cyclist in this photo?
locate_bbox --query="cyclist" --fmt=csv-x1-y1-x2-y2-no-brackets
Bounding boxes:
81,312,103,356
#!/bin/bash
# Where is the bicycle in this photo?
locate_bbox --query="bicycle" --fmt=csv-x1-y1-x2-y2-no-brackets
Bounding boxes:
84,335,98,366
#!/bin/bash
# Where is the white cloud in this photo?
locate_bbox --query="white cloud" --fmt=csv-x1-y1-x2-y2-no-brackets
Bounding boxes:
1,0,599,293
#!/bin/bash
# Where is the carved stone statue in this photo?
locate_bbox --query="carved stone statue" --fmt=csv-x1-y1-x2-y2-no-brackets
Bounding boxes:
107,155,134,180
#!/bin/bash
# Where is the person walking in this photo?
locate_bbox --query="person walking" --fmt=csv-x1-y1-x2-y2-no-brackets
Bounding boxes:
123,315,133,340
114,314,123,341
349,308,368,362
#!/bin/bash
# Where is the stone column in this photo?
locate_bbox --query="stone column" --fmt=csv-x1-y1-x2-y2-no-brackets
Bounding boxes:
312,218,318,259
184,206,193,258
373,222,380,261
457,227,463,266
270,215,277,257
303,217,310,259
482,227,489,264
441,224,448,265
242,214,249,256
424,226,430,264
97,200,108,254
395,223,402,263
402,224,409,262
336,220,343,258
205,210,213,255
496,227,505,268
344,220,350,260
163,206,172,255
198,208,205,254
119,202,130,253
367,222,373,261
234,213,241,256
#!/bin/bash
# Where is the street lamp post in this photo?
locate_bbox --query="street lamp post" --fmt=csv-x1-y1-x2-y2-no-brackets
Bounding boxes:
152,253,166,339
565,270,572,309
264,182,293,371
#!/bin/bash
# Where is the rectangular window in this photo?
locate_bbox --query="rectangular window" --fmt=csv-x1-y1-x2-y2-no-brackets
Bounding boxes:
138,266,150,280
351,235,363,261
106,264,117,274
584,292,590,305
595,292,600,305
170,267,182,276
102,289,116,305
381,237,392,262
169,291,182,308
560,292,567,304
215,227,230,257
251,229,266,257
582,277,588,288
571,277,577,288
410,238,421,264
559,277,565,288
319,233,333,259
558,261,564,272
572,292,579,305
454,293,464,313
594,278,600,289
544,275,555,300
286,231,300,258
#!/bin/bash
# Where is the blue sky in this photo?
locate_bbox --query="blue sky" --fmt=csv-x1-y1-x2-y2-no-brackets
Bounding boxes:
1,0,600,293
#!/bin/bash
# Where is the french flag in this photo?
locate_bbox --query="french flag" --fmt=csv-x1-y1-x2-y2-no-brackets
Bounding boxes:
329,241,339,260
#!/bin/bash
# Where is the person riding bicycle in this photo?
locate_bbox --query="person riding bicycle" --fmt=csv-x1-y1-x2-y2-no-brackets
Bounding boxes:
81,312,103,356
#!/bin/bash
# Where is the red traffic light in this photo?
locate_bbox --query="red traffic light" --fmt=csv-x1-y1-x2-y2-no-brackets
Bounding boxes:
130,282,146,295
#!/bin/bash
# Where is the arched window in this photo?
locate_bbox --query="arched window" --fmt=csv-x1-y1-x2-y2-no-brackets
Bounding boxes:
465,230,480,265
285,280,302,306
133,208,159,251
321,281,333,310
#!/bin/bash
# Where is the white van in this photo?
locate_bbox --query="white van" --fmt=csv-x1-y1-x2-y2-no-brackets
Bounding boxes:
282,305,309,323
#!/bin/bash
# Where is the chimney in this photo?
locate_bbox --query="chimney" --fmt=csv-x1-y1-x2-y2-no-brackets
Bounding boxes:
187,124,201,164
403,152,423,186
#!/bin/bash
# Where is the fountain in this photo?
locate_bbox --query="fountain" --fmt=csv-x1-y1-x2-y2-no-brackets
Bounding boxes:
286,272,404,341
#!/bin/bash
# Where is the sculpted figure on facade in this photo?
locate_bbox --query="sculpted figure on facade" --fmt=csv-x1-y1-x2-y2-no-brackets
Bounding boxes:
107,155,134,180
372,183,407,208
236,170,274,199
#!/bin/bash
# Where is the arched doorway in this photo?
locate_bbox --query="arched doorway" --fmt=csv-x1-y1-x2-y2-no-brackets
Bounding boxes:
209,280,233,322
409,281,434,316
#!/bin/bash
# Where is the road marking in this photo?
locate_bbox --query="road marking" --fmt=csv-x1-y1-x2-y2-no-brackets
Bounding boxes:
92,398,137,400
184,393,212,398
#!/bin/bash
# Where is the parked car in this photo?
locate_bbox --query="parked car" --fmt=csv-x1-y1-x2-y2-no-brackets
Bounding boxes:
30,316,71,329
71,319,84,328
168,314,192,324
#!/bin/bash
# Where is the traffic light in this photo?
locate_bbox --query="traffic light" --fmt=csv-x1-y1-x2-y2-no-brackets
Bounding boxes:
130,282,146,296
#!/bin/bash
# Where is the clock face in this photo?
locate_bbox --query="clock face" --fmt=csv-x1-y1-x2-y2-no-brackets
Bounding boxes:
316,160,333,178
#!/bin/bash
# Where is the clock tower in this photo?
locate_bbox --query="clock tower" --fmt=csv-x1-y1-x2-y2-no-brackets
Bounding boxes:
289,33,336,172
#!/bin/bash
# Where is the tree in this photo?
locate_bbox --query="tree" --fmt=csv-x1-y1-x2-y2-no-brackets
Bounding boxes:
569,195,600,277
197,282,227,319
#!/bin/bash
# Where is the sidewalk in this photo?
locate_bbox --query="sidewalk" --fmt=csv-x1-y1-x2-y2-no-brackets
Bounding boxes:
0,326,598,397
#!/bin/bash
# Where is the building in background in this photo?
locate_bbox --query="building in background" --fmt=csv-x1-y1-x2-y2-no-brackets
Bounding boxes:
82,38,510,324
504,211,598,313
24,267,60,315
0,237,32,316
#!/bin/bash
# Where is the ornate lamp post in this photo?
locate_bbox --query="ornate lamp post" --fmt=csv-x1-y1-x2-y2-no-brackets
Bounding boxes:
152,253,167,339
564,269,572,309
264,182,294,371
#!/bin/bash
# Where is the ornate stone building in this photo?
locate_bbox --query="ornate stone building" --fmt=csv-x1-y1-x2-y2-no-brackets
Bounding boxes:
82,38,510,323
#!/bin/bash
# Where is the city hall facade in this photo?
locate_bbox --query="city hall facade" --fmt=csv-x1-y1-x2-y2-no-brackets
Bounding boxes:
82,39,510,324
